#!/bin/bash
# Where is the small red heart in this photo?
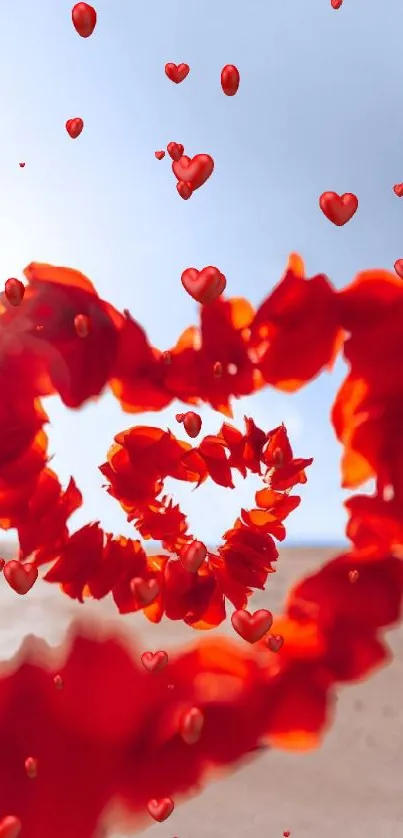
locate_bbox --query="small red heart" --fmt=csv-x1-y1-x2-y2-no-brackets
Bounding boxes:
141,650,168,672
394,259,403,279
213,361,223,377
167,142,184,162
155,150,165,160
180,540,207,573
331,0,343,7
393,183,403,197
221,64,240,97
3,561,38,595
165,63,190,84
147,798,174,822
24,757,38,779
179,706,204,744
319,191,358,226
130,577,160,607
19,162,25,168
176,181,193,200
66,117,84,139
0,816,22,838
266,633,284,653
183,411,202,438
4,278,25,307
173,154,214,190
53,674,64,689
71,3,97,38
283,832,291,837
348,569,359,583
181,266,226,305
74,313,91,338
161,350,172,364
231,609,273,643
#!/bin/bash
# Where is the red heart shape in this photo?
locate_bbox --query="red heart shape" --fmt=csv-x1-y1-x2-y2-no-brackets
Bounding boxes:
66,118,84,139
165,63,190,84
167,142,184,161
155,150,165,160
141,650,168,672
331,0,343,7
231,609,273,643
180,539,207,573
319,191,358,226
182,411,202,439
179,706,204,744
3,561,38,595
19,162,25,168
266,633,284,653
4,278,25,307
172,154,214,190
147,798,174,822
221,64,240,97
130,576,160,607
393,183,403,197
394,260,403,279
181,266,226,304
176,181,193,200
71,3,97,38
0,817,22,838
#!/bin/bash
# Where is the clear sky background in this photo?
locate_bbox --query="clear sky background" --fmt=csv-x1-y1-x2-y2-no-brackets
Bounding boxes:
0,0,399,547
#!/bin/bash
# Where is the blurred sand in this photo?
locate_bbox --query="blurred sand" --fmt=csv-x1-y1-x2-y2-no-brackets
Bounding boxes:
1,545,402,838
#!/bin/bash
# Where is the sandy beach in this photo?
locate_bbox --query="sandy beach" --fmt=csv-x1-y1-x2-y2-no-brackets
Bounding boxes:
1,545,402,838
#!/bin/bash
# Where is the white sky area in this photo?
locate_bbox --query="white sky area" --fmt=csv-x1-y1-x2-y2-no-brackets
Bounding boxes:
0,0,396,545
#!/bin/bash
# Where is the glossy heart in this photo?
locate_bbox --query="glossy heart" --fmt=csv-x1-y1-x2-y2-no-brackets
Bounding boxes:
66,118,84,139
180,540,207,573
176,181,193,200
179,706,204,744
4,278,25,307
165,63,189,83
394,259,403,279
393,183,403,197
266,633,284,653
167,142,184,161
147,798,174,822
319,191,358,226
172,154,214,190
331,0,343,7
221,64,240,96
181,266,226,304
231,609,273,643
71,3,97,37
3,561,38,595
155,150,165,160
130,576,159,606
0,817,22,838
141,650,168,672
182,411,202,439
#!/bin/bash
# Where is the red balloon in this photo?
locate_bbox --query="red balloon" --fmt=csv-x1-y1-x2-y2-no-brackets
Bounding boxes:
176,181,193,200
66,118,84,139
221,64,240,96
4,277,25,306
71,3,97,38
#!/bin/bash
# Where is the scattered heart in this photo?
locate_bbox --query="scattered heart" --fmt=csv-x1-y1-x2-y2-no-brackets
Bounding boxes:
130,577,160,607
161,350,172,364
3,561,38,595
221,64,240,96
319,191,358,226
179,706,204,744
394,259,403,279
393,183,403,197
181,266,226,304
53,674,64,689
266,634,284,653
173,154,214,190
283,832,291,837
19,162,25,168
180,411,202,438
155,150,165,160
180,540,207,573
71,3,97,37
213,361,223,377
24,757,38,779
167,142,184,161
4,278,25,307
165,63,190,84
176,181,193,200
331,0,343,7
74,313,91,337
348,569,359,583
0,816,22,838
147,798,174,822
66,118,84,139
231,609,273,643
141,650,169,672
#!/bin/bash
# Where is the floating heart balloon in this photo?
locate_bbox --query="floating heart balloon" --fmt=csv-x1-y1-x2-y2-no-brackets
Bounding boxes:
74,313,91,337
266,634,284,653
176,181,193,200
155,150,165,160
0,816,22,838
179,706,204,744
181,266,226,304
221,64,240,96
393,183,403,197
165,63,190,84
394,259,403,279
180,539,207,572
4,278,25,306
331,0,343,7
173,154,214,190
319,191,358,226
231,609,273,643
66,118,84,139
19,162,25,168
147,798,174,822
141,650,168,672
183,411,202,438
167,142,184,161
71,3,97,37
130,577,160,606
3,561,38,595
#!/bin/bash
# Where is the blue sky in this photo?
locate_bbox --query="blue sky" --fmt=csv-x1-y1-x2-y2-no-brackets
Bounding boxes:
0,0,399,546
